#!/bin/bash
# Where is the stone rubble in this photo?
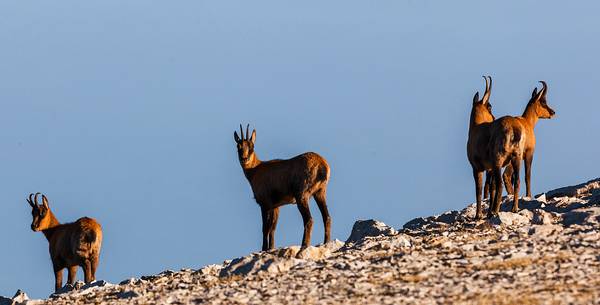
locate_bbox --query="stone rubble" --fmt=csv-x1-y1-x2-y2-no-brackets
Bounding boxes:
3,178,600,304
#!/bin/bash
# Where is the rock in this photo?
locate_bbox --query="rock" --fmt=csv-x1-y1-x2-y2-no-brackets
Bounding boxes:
1,290,34,305
119,278,138,285
296,240,344,259
195,264,222,276
532,209,556,225
82,280,110,290
10,178,600,305
116,291,140,299
346,219,397,243
402,217,431,230
219,241,342,278
546,178,600,199
529,224,563,236
53,283,77,295
562,207,600,226
535,193,547,203
12,290,29,303
436,210,461,224
488,212,531,226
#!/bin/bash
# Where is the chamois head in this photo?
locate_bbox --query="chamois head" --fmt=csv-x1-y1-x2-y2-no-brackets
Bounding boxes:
27,193,54,232
234,124,257,168
471,76,495,124
527,81,555,119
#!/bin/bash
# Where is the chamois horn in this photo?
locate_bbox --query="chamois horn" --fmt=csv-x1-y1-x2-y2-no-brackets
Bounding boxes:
539,81,547,96
482,75,492,104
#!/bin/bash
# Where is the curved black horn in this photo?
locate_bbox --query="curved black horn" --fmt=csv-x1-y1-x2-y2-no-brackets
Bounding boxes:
27,193,35,207
42,194,49,208
34,192,41,206
539,81,547,96
482,75,492,104
246,124,250,141
239,124,245,140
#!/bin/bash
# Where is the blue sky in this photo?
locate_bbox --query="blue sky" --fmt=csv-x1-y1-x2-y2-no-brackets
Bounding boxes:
1,0,598,298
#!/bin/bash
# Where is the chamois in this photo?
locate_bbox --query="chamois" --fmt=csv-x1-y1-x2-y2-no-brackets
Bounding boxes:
467,76,497,219
497,81,555,198
487,81,555,215
234,124,331,251
27,193,103,292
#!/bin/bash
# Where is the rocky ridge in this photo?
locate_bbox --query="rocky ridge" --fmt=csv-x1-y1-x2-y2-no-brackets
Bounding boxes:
3,178,599,304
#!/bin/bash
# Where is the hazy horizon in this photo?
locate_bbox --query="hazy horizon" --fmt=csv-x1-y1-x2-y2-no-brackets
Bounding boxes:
1,1,599,298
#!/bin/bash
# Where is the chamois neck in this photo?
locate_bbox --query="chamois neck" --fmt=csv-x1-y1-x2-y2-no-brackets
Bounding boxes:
41,212,61,241
522,103,539,128
469,108,490,132
242,154,262,181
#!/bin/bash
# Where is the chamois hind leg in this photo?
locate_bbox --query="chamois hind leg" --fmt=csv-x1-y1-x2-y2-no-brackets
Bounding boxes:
313,188,331,244
90,257,99,282
511,157,522,213
267,208,280,251
473,169,484,219
503,164,514,195
488,171,496,209
524,152,534,198
492,167,504,215
488,166,502,218
83,260,93,284
483,170,491,200
296,194,313,249
67,266,77,286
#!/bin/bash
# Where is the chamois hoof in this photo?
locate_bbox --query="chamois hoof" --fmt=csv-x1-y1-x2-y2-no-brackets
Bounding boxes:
296,247,309,259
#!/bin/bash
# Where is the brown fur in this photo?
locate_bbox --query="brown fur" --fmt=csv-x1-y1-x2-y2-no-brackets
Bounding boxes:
485,81,554,215
27,193,103,292
234,125,331,251
467,76,498,219
499,81,555,198
486,116,527,215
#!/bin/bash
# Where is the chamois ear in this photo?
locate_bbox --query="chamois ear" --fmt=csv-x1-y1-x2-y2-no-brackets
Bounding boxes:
531,87,538,100
473,92,480,104
234,131,241,143
42,195,50,209
250,129,256,144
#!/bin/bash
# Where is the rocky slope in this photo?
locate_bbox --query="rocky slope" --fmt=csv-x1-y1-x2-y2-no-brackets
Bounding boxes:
3,178,599,305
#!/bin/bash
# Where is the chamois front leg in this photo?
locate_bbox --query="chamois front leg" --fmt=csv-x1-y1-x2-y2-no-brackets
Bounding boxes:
524,153,533,198
53,265,64,292
267,208,279,251
492,167,504,216
91,257,99,282
83,260,93,284
296,195,313,249
473,169,484,219
260,207,271,251
511,157,522,213
67,266,77,286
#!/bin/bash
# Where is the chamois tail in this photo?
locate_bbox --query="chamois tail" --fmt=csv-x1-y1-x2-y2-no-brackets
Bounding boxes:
83,229,97,245
317,163,330,183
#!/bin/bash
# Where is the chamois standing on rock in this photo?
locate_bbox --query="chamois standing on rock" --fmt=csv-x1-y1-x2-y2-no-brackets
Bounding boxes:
496,81,556,199
487,81,555,215
467,76,498,219
234,125,331,251
26,193,103,292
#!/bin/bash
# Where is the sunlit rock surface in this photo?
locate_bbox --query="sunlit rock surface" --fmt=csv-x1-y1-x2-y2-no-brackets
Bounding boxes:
3,178,600,304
